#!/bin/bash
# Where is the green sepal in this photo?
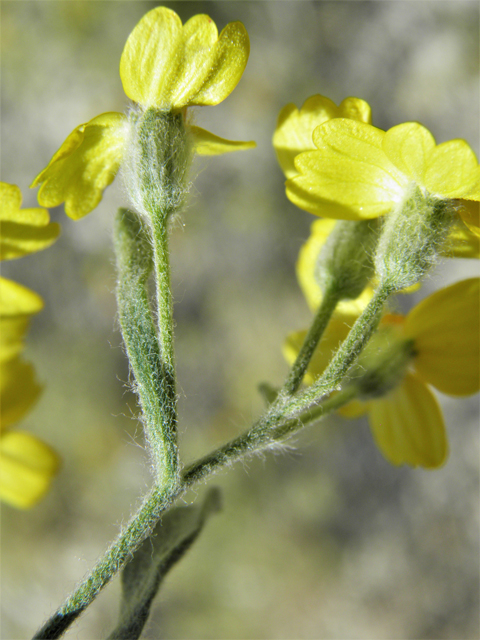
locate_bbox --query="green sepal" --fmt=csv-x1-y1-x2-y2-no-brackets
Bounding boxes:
107,488,222,640
315,218,380,300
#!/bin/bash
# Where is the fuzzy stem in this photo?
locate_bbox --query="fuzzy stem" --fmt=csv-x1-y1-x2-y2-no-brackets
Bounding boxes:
283,284,340,396
114,209,179,487
32,485,179,640
284,281,393,415
150,214,176,409
32,381,358,640
182,383,358,487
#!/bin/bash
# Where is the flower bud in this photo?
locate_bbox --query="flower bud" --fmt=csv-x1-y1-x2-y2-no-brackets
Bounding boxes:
123,107,193,222
374,185,456,291
315,218,380,298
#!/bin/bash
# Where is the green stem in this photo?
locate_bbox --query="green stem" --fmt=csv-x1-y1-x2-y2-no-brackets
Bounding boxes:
32,382,358,640
114,209,179,487
283,284,340,396
284,281,393,415
32,485,180,640
150,214,176,404
33,243,390,640
183,383,358,487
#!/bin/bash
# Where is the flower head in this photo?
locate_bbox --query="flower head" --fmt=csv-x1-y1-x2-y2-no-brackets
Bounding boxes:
285,278,480,468
0,182,60,508
286,118,480,221
120,7,250,110
31,7,255,220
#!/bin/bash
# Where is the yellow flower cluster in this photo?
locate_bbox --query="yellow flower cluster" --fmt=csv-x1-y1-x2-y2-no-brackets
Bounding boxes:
285,279,479,468
31,7,255,220
0,182,60,508
276,95,480,468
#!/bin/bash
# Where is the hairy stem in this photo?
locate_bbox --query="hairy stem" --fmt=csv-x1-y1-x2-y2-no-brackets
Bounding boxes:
32,382,358,639
32,485,179,640
114,209,179,487
283,281,393,415
283,284,340,396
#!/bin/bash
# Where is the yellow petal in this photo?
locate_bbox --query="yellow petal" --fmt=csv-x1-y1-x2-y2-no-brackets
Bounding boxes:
120,7,249,109
382,122,436,185
273,95,372,179
424,139,480,199
0,276,43,316
0,182,60,260
0,182,22,214
190,126,256,156
457,199,480,238
297,218,336,310
31,112,127,219
296,218,374,313
0,430,59,509
444,219,480,258
369,372,447,468
0,357,42,430
0,317,31,362
338,398,369,418
287,119,407,220
404,278,480,396
0,221,60,261
0,278,43,362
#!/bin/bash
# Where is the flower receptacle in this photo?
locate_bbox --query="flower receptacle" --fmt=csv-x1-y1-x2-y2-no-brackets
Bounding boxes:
375,185,456,291
123,107,193,223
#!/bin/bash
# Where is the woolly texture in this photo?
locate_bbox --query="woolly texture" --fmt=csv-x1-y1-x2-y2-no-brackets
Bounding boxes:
114,208,179,488
123,108,192,222
375,185,456,290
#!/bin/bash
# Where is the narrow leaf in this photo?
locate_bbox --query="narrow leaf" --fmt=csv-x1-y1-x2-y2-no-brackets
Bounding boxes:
108,488,221,640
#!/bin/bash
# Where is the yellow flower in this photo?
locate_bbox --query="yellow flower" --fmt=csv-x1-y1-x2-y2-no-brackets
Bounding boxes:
273,96,479,258
0,182,60,260
273,94,372,179
0,430,60,509
0,183,60,508
286,118,480,221
31,7,255,220
284,279,480,468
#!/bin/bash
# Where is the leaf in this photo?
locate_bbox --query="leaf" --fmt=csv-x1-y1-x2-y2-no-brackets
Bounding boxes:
107,488,222,640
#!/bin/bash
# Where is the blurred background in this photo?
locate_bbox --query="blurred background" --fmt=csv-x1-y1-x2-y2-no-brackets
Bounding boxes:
1,1,479,638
